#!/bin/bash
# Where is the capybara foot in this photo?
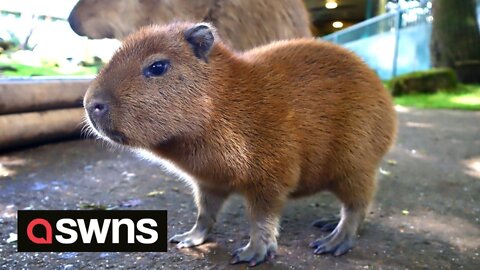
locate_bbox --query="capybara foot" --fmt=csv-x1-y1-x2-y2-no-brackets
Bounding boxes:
230,241,277,267
309,229,355,256
312,217,340,232
310,206,366,256
169,229,208,248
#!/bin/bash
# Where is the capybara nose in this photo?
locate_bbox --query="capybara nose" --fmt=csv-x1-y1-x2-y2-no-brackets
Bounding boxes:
68,13,84,36
87,101,108,119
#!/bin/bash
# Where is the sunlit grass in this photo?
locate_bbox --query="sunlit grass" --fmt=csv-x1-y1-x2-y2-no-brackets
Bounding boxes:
393,84,480,110
0,52,98,77
0,61,97,77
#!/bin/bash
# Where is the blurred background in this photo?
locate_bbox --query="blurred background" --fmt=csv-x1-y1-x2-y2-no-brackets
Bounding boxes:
0,0,119,77
1,0,478,79
1,2,479,269
0,0,479,151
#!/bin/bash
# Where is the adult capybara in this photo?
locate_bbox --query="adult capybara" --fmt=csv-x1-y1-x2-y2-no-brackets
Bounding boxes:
68,0,311,51
83,22,397,266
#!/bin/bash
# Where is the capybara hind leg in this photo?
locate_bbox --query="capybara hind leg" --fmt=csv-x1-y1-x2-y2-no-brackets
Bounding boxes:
169,185,229,248
310,172,376,256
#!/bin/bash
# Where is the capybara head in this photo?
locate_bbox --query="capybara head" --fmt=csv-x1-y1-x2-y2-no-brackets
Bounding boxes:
68,0,209,39
68,0,311,52
68,0,129,39
84,23,219,148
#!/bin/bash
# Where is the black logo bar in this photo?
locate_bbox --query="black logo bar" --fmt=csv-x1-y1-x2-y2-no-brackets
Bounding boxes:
18,210,167,252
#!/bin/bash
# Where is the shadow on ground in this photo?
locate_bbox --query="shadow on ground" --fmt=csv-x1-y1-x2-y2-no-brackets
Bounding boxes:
0,107,479,269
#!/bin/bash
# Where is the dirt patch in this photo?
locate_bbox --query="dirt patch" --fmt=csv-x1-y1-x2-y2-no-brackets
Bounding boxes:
1,107,479,269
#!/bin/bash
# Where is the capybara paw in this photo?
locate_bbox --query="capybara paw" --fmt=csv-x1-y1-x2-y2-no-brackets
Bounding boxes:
230,242,276,267
309,231,355,256
312,218,340,233
169,230,208,248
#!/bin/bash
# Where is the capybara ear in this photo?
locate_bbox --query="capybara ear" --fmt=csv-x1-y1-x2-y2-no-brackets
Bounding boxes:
184,23,215,63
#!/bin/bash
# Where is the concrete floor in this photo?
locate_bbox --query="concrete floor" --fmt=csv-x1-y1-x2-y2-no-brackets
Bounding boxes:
1,107,479,269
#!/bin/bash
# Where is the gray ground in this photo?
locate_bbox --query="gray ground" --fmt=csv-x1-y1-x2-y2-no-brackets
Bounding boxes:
0,107,479,269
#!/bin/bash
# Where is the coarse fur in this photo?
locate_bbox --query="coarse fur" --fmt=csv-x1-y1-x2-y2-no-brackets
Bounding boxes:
68,0,311,51
84,22,397,266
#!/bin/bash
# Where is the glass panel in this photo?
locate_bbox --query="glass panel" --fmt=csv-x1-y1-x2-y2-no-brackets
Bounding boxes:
320,3,470,80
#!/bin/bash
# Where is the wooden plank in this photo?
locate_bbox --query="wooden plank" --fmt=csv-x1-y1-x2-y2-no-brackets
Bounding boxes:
0,108,85,151
0,77,92,114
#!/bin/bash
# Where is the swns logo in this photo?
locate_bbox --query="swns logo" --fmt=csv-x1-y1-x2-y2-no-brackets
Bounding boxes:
18,210,167,252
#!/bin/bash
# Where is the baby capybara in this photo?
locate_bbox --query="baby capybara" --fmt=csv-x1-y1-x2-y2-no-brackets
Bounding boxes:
84,22,397,266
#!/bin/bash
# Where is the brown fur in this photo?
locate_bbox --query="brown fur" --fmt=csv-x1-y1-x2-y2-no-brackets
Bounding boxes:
84,22,396,265
68,0,311,51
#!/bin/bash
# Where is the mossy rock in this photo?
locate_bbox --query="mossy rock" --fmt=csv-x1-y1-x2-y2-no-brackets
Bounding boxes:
391,68,458,96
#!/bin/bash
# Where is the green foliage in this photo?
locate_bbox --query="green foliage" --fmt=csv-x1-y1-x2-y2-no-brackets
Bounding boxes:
393,84,480,110
390,68,458,96
0,61,97,77
79,56,104,70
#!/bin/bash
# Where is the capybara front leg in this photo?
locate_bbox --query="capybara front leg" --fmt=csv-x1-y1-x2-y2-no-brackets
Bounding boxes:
230,192,285,266
170,185,229,248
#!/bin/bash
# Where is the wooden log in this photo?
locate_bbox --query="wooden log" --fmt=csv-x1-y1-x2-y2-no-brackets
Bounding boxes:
0,77,92,115
0,108,86,152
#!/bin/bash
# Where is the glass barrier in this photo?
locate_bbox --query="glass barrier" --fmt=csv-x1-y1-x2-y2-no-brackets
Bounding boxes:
322,7,436,80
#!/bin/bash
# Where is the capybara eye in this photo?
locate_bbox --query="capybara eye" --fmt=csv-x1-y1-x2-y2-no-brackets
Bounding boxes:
143,60,170,77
